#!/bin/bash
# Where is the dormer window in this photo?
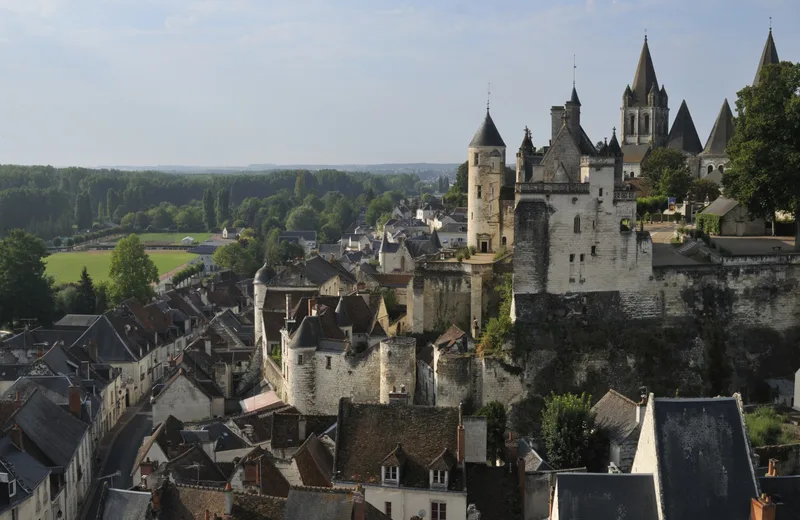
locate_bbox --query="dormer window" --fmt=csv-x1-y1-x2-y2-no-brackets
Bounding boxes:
430,469,448,488
382,465,399,485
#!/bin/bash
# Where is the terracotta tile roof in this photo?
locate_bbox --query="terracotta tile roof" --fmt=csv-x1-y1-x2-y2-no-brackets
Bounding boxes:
160,481,286,520
434,324,467,351
591,389,641,445
334,400,463,490
294,434,333,488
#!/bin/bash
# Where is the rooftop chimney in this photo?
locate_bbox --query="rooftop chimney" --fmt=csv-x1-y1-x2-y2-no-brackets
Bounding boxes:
68,384,82,418
353,484,366,520
636,388,647,424
457,402,465,464
224,482,233,517
767,459,779,477
10,424,23,452
751,494,776,520
204,511,210,520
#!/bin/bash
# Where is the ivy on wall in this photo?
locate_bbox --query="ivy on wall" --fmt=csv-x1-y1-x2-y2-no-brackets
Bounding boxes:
696,213,722,235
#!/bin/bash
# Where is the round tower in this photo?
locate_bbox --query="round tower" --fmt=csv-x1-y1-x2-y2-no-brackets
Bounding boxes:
379,337,416,404
253,263,271,344
467,108,506,253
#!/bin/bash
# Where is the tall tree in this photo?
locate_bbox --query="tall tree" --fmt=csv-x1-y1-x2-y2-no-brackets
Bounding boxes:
0,230,55,327
109,234,159,304
691,178,721,203
725,61,800,246
75,266,96,314
641,148,693,200
285,205,319,231
74,191,93,230
455,161,468,192
212,242,261,276
295,172,307,200
97,202,106,221
216,188,231,226
203,188,216,231
106,188,121,221
476,401,507,463
541,392,595,469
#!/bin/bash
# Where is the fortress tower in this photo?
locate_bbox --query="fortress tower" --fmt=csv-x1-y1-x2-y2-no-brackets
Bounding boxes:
467,108,508,253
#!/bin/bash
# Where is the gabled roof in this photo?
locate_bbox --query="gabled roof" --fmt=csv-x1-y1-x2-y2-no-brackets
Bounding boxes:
160,481,287,519
334,400,463,490
470,110,506,148
165,444,228,487
427,448,457,471
380,443,407,467
650,397,757,520
630,36,659,106
5,390,88,468
699,196,739,217
556,473,658,520
591,389,640,444
754,28,780,86
434,325,466,352
228,404,298,445
284,487,390,520
0,436,50,515
667,100,703,155
99,488,153,520
702,99,735,156
621,144,652,165
294,433,333,488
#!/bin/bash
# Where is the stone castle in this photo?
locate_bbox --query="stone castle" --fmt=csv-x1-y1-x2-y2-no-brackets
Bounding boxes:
255,29,799,415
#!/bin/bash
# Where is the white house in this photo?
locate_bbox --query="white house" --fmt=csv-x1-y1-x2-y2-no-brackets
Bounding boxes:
181,236,195,246
0,437,52,520
151,368,225,425
333,401,486,520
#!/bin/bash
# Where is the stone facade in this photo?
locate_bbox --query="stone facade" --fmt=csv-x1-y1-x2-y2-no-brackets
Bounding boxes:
152,374,224,425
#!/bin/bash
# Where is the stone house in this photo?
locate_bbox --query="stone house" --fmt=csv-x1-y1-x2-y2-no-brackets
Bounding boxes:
333,400,487,520
378,231,442,274
151,367,225,425
1,390,94,520
436,222,468,248
179,421,252,464
132,415,186,488
227,447,290,497
0,436,52,520
697,197,766,236
591,389,645,473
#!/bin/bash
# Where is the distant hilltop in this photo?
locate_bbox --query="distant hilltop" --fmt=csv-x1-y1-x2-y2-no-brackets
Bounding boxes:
98,163,460,175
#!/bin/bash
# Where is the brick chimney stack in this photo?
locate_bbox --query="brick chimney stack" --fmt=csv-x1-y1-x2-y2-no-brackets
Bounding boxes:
766,459,779,477
751,494,776,520
352,484,366,520
68,384,82,418
457,402,466,464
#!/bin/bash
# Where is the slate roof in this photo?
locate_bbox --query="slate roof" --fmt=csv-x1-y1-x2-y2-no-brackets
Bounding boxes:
470,110,506,148
284,487,390,520
294,433,333,487
699,196,739,217
0,436,50,515
702,99,735,156
621,144,651,164
759,476,800,519
334,400,463,490
4,390,88,468
6,376,101,424
607,129,622,156
651,397,757,520
556,473,658,520
405,233,442,258
187,244,221,255
279,231,317,242
667,100,703,155
271,413,336,449
229,404,299,445
166,445,228,487
434,325,467,352
630,37,659,106
132,415,187,476
379,232,399,254
99,488,153,520
290,296,378,340
754,28,780,86
202,421,248,452
160,481,286,520
569,85,581,106
591,389,641,444
74,314,143,362
54,314,101,329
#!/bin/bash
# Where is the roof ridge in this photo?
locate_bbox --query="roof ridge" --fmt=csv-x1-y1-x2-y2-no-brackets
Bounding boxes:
607,389,638,406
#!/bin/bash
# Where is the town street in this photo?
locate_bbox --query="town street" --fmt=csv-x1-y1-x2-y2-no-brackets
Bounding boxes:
81,401,153,520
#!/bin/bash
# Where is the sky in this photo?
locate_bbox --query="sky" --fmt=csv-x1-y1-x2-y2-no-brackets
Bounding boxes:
0,0,796,167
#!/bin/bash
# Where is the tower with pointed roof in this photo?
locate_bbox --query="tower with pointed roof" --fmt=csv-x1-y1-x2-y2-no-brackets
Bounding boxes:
620,36,670,178
467,108,507,253
754,27,779,86
698,99,736,184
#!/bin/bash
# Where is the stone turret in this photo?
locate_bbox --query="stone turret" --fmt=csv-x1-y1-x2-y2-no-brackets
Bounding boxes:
516,127,536,182
621,35,669,148
467,108,507,253
379,337,416,404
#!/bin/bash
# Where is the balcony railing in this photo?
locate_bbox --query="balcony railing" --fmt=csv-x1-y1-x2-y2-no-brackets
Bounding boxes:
517,183,590,194
613,190,636,201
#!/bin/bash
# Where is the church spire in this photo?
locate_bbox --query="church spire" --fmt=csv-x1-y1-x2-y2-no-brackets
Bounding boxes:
702,99,735,156
630,34,659,106
754,25,779,86
667,100,703,155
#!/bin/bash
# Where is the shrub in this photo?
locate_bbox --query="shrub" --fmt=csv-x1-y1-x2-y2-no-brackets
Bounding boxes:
493,246,507,260
696,213,721,235
468,245,477,255
745,407,790,447
52,237,62,247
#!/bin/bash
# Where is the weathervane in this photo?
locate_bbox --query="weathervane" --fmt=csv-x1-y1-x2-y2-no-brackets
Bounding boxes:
769,16,772,31
644,28,647,41
573,54,576,87
487,83,491,112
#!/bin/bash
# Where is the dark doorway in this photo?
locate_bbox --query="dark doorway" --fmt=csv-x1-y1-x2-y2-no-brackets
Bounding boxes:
125,390,130,407
481,241,488,253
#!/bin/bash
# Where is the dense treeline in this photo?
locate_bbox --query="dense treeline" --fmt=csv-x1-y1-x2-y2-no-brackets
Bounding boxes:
0,165,422,239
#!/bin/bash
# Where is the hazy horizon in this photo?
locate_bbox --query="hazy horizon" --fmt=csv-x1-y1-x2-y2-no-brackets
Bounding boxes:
0,0,796,167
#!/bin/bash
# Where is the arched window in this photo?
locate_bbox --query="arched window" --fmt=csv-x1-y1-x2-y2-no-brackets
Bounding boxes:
400,256,406,271
501,236,507,246
574,215,581,233
644,114,650,134
629,115,636,133
718,165,725,173
707,165,714,174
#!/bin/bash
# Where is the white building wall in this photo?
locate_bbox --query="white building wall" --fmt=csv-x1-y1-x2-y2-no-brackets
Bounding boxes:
0,477,50,520
132,442,168,486
794,369,800,412
630,396,664,520
152,375,212,425
366,485,467,520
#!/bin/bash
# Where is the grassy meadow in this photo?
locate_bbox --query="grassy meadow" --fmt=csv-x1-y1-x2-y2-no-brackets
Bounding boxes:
46,250,195,284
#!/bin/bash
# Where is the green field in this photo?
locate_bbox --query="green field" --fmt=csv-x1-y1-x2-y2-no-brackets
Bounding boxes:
46,250,196,284
103,232,214,245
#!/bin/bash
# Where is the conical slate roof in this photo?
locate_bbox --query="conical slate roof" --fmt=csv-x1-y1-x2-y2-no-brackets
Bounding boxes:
754,29,779,86
569,86,581,106
470,110,506,148
335,297,352,327
608,129,622,156
254,263,271,284
702,99,735,156
520,126,534,154
630,36,659,106
667,100,703,155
